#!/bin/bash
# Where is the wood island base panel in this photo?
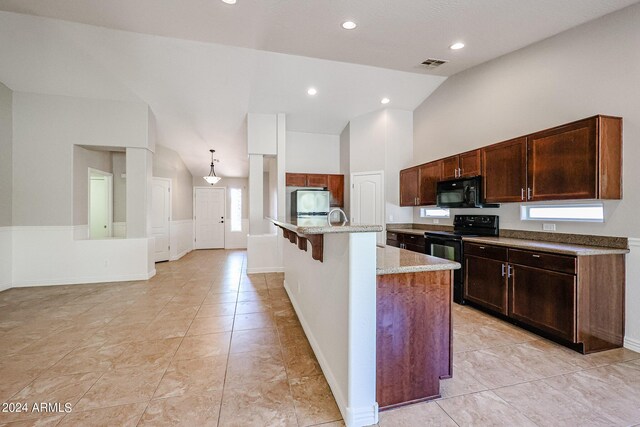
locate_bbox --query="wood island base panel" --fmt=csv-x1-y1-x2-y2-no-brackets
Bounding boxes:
376,270,453,409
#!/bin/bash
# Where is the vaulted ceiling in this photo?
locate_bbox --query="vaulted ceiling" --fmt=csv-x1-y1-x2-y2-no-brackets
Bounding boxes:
0,1,636,177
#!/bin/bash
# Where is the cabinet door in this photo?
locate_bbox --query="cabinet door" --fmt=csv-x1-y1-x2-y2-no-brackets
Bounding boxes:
327,174,344,207
509,264,576,342
418,161,441,206
306,174,329,188
527,118,597,201
286,173,307,187
441,156,459,180
459,150,481,178
482,137,527,203
400,167,419,206
464,255,508,315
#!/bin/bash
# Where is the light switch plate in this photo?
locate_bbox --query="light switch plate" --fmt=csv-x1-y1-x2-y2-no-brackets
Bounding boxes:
433,219,440,224
543,223,556,231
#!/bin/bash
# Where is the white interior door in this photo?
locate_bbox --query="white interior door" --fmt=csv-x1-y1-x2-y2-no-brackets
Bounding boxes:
89,170,112,239
195,188,226,249
351,172,384,245
151,178,171,262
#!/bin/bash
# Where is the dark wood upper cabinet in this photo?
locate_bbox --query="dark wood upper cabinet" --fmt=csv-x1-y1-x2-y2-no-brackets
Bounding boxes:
399,167,420,206
418,161,441,206
458,150,482,178
527,115,622,201
285,173,307,187
440,150,481,180
482,137,527,203
306,174,328,188
441,156,460,180
327,174,344,207
286,173,345,207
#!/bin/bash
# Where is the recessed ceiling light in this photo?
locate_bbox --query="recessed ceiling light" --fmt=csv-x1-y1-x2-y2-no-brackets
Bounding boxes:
307,87,317,96
221,0,236,4
342,21,357,30
381,98,390,105
450,42,465,50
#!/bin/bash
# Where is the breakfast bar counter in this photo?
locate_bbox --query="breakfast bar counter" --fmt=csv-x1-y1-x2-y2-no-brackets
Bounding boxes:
269,218,460,425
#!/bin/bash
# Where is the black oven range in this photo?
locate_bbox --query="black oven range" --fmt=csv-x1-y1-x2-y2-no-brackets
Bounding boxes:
425,215,499,304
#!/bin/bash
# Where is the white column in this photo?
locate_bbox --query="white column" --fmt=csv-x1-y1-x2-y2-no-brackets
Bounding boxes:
248,154,264,234
126,147,153,238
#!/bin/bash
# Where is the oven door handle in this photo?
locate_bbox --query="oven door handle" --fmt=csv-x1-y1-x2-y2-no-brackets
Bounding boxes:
426,237,460,244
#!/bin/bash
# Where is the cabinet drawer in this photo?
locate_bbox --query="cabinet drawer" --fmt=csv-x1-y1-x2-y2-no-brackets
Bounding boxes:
464,243,508,262
402,233,425,246
386,239,400,248
509,249,576,275
387,232,400,242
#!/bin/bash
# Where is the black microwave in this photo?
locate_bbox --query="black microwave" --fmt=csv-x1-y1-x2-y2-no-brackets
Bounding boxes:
437,176,497,208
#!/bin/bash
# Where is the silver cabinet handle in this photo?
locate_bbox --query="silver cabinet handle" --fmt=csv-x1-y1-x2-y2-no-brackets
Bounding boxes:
479,246,486,249
532,254,541,258
507,265,513,278
527,187,532,200
459,168,463,177
501,264,506,277
521,188,524,201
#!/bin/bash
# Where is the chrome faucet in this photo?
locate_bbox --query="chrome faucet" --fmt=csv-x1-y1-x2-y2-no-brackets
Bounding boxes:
327,208,348,226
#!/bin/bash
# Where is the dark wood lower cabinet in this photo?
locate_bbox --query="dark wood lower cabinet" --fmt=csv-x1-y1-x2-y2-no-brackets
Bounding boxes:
463,242,625,354
464,255,508,315
509,264,576,342
377,270,452,409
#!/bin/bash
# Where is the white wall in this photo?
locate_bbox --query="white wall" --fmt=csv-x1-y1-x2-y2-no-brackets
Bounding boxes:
349,109,414,224
0,82,12,290
153,144,194,221
0,82,12,228
411,3,640,350
9,92,155,287
286,131,341,174
112,152,127,223
340,124,351,217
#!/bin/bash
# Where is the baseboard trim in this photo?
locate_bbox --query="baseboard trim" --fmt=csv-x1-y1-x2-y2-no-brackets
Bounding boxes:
246,267,284,274
624,337,640,353
12,271,155,288
0,282,11,292
170,249,192,261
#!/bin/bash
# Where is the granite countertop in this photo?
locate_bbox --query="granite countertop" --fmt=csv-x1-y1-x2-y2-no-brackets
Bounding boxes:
386,228,428,236
463,236,630,256
270,218,382,235
376,245,460,275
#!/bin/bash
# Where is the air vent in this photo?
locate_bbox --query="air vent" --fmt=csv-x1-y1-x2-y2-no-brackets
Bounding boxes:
421,58,449,69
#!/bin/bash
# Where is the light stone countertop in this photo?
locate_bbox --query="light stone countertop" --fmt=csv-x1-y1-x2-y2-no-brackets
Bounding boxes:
270,218,382,235
463,236,630,256
376,245,460,275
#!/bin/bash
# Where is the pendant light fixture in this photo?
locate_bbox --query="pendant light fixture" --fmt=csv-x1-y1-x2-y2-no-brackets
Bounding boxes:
203,149,221,185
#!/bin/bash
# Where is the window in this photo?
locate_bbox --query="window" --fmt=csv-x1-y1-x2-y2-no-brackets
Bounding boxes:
230,188,242,231
419,207,450,218
520,203,604,222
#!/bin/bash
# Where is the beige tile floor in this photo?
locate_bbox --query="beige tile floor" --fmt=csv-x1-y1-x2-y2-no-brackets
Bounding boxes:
0,249,638,427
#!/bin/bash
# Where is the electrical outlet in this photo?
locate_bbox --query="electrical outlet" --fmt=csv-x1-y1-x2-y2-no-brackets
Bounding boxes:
433,219,440,224
388,215,394,222
543,223,556,231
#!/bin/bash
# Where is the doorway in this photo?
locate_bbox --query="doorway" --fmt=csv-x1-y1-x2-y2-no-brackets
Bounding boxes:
351,171,385,245
151,177,171,262
195,187,226,249
88,168,113,239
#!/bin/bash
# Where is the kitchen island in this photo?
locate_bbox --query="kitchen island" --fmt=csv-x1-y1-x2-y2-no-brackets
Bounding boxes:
269,218,459,426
